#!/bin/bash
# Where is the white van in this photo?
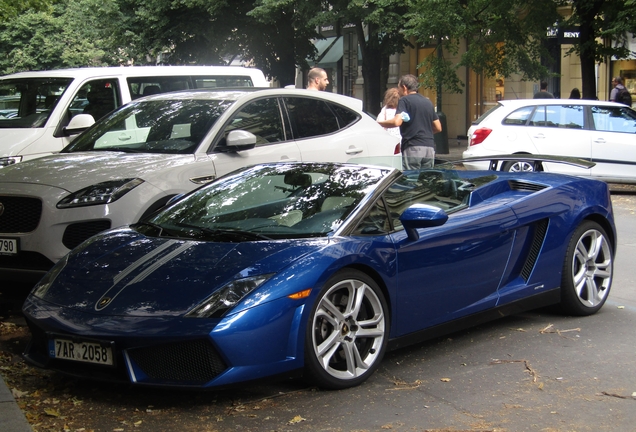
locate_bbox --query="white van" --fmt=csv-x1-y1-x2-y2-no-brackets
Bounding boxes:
0,66,269,167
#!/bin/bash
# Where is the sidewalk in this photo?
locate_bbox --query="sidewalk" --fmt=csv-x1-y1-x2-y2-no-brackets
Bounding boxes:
0,379,32,432
439,137,467,161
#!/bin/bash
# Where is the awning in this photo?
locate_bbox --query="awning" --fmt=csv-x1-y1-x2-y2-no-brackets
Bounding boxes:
311,37,343,65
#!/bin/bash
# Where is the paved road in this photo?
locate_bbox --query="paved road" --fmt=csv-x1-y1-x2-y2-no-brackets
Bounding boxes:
1,190,635,431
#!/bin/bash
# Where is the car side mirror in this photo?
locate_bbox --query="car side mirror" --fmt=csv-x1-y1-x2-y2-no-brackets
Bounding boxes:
63,114,95,136
400,204,448,241
226,130,257,151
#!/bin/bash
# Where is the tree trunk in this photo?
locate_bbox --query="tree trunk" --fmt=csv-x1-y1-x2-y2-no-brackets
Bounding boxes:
356,22,383,116
573,0,605,100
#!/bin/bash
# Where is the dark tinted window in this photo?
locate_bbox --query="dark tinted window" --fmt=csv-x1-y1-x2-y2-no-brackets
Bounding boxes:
330,103,360,128
284,97,340,139
217,97,285,148
591,106,636,133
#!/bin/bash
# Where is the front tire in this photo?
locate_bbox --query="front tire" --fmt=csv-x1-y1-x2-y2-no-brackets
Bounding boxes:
304,269,389,389
560,221,613,316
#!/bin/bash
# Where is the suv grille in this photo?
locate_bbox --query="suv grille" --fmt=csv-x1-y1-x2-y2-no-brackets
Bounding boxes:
0,196,42,233
127,340,227,384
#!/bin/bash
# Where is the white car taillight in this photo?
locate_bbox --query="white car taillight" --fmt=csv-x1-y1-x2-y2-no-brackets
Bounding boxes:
470,128,492,146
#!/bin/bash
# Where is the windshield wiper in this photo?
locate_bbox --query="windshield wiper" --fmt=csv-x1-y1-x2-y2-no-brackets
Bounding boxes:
175,222,272,241
132,221,179,237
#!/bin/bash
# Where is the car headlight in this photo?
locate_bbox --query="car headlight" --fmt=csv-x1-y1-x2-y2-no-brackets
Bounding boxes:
57,178,144,208
186,274,274,318
0,156,22,167
31,253,70,299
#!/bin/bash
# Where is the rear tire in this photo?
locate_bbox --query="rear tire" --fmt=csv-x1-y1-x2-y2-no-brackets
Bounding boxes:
560,221,613,316
304,269,389,389
502,160,536,172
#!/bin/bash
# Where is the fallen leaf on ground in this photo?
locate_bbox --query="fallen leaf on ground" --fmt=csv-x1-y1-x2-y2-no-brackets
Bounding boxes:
288,415,306,424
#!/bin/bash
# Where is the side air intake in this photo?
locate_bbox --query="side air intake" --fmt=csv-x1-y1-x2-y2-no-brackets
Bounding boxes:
520,219,549,281
508,180,547,193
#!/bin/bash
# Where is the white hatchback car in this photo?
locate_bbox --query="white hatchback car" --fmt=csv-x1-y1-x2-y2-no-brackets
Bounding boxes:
0,88,400,282
463,99,636,183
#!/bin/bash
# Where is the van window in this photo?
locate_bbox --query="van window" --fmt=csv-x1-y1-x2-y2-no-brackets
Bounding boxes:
128,75,258,100
70,79,121,122
194,76,256,88
0,78,73,128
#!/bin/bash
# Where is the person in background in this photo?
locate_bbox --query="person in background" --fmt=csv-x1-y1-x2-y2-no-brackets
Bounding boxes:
609,76,632,106
376,88,401,140
377,74,441,169
534,81,554,99
569,88,581,99
307,68,329,91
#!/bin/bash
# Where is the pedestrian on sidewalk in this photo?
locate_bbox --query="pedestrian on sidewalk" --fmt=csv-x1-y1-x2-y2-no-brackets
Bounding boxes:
377,74,441,169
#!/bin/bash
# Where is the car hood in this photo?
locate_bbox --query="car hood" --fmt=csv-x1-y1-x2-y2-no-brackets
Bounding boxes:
0,152,194,191
37,228,321,317
0,128,46,157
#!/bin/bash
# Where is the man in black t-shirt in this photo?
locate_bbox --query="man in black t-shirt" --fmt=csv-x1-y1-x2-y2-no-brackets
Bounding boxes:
377,74,441,169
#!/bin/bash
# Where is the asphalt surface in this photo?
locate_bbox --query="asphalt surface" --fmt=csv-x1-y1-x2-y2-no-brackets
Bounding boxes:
2,142,636,431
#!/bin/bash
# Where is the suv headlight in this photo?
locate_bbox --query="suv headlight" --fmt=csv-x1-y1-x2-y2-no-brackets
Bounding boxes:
57,178,144,208
0,156,22,167
186,274,274,318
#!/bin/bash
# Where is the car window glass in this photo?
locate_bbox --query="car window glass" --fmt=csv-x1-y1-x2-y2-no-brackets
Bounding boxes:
216,97,285,149
64,99,232,154
284,97,340,139
128,76,193,99
194,76,255,88
0,78,72,128
529,105,584,128
329,103,360,128
591,106,636,133
355,171,470,234
502,106,534,125
73,79,121,122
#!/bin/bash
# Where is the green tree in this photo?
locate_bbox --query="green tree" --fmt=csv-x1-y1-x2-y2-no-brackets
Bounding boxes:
316,0,411,114
567,0,636,99
0,0,124,74
405,0,560,95
0,0,54,20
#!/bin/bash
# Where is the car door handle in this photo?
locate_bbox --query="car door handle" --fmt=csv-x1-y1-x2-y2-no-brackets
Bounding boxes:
593,138,606,144
345,147,364,155
280,156,297,162
118,134,132,141
531,133,546,139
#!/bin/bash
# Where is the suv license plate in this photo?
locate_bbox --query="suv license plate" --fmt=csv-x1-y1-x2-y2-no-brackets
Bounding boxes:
50,338,114,366
0,238,18,255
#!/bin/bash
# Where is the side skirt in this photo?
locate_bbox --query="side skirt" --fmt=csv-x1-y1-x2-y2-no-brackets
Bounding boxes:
387,289,561,351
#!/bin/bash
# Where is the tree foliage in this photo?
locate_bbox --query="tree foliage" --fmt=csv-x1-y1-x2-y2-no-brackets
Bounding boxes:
405,0,561,94
566,0,636,98
0,0,124,74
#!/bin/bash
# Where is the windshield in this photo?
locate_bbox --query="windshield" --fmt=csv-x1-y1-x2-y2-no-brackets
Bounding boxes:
0,78,73,128
138,163,388,241
63,98,235,154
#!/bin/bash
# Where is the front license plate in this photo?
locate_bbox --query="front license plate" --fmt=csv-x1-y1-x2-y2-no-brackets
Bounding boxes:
50,338,114,366
0,238,18,255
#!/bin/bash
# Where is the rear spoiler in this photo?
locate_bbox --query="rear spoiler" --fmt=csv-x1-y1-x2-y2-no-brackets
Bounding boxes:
448,154,595,171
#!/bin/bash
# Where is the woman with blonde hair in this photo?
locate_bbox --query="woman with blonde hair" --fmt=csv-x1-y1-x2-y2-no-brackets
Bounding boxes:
376,88,401,139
